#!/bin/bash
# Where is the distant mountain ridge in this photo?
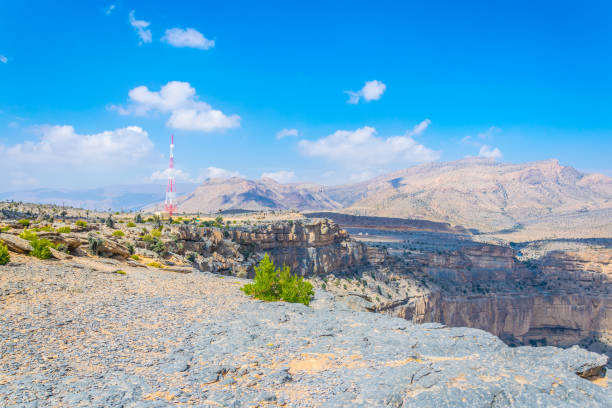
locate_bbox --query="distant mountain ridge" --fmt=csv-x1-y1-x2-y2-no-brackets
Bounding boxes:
5,159,611,236
0,183,199,212
158,158,612,235
146,177,342,213
334,158,612,232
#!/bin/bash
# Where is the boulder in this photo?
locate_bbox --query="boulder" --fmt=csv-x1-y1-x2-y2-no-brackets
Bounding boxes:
49,248,73,260
0,233,33,253
163,266,196,274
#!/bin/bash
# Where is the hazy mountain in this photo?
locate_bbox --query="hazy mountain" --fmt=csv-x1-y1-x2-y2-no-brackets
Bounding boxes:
146,177,342,213
0,183,199,211
331,158,612,232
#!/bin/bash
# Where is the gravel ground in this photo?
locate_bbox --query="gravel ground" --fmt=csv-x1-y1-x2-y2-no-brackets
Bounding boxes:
1,255,610,407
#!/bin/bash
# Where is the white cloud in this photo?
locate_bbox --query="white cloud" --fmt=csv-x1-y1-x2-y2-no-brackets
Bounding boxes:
349,170,375,182
200,166,243,179
298,124,438,170
105,4,115,15
407,119,431,136
129,10,152,44
162,28,215,50
0,125,158,189
345,80,386,104
261,170,297,183
0,55,8,64
276,128,299,140
478,144,503,160
477,126,501,140
150,167,192,182
115,81,240,132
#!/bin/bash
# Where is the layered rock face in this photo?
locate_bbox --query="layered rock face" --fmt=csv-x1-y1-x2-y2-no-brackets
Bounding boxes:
168,218,368,278
344,229,612,363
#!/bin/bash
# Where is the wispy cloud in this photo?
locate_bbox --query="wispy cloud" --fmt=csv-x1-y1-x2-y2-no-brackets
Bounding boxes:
200,167,243,179
345,80,386,104
162,28,215,50
261,170,297,183
113,81,240,132
461,126,502,160
0,55,8,64
105,4,115,15
407,119,431,136
129,11,152,44
276,128,299,140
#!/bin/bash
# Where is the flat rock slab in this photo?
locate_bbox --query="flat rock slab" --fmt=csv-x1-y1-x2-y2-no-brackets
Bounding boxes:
0,262,609,407
163,265,196,273
0,233,32,254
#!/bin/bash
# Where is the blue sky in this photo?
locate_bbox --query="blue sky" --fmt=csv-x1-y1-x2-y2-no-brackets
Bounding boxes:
1,0,611,191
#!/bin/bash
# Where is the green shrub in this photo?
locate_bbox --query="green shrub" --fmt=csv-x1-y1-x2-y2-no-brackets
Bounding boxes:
147,261,163,268
241,254,314,306
127,222,136,228
186,252,197,262
215,216,223,224
114,269,126,275
56,226,71,234
88,235,104,256
112,230,125,237
151,229,162,238
0,242,9,265
0,226,9,232
19,230,38,241
149,238,166,256
134,213,143,223
75,220,87,228
17,219,30,227
30,238,53,259
105,216,115,228
127,243,134,255
131,254,140,260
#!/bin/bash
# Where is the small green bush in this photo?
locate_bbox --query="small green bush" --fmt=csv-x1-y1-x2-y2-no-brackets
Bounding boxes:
112,230,125,237
56,226,71,234
127,222,136,228
150,238,166,256
151,229,162,238
105,216,115,228
114,269,126,275
19,230,38,241
147,261,163,268
134,214,143,223
131,254,140,260
186,252,197,262
0,226,10,232
0,242,10,265
17,219,30,227
30,238,54,259
241,254,314,306
88,235,104,256
75,220,87,228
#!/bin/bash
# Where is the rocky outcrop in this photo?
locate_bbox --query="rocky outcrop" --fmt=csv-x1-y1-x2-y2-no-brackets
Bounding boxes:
0,233,32,254
168,219,368,278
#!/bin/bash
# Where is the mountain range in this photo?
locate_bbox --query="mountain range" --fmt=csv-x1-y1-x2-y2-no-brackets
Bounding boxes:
5,158,611,235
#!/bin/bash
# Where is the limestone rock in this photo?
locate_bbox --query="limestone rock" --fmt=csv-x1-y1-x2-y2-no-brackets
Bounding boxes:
49,248,72,260
0,233,32,253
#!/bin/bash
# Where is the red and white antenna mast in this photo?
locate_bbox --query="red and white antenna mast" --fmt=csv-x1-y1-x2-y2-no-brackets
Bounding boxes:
164,134,177,217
